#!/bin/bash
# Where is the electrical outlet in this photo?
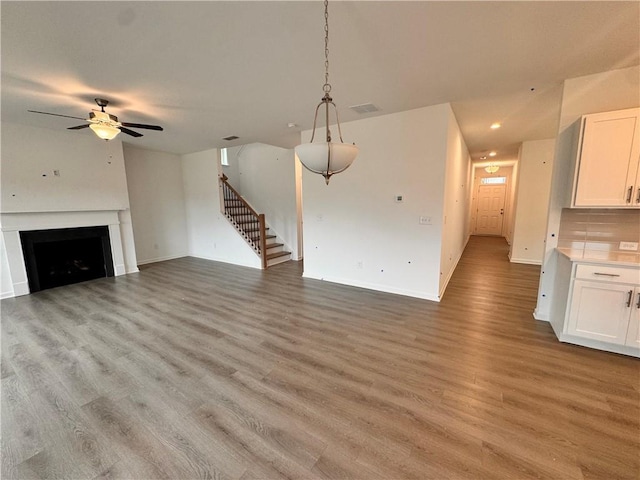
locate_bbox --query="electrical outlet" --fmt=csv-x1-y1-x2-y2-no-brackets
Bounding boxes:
619,241,639,251
419,216,432,225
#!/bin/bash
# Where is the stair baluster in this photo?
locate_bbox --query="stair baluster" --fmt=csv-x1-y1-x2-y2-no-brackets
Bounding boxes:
220,174,267,268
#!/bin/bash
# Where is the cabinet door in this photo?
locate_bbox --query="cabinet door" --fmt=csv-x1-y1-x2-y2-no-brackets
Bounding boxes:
574,109,640,207
625,288,640,348
567,280,633,344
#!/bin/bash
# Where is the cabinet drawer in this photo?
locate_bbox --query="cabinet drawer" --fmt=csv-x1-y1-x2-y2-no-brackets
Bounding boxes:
575,264,640,284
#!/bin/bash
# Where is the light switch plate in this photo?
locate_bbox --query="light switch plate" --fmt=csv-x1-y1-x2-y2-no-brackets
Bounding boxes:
619,241,639,251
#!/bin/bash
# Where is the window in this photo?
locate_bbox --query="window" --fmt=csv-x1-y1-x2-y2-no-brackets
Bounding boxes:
481,176,506,185
220,148,229,166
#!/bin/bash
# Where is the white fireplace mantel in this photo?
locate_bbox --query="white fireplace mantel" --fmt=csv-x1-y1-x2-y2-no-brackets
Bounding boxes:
1,209,138,298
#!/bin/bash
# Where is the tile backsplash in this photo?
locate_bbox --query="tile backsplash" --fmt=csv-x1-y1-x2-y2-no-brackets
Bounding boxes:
558,209,640,252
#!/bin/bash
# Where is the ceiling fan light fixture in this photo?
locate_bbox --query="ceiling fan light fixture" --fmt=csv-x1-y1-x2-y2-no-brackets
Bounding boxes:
89,123,120,140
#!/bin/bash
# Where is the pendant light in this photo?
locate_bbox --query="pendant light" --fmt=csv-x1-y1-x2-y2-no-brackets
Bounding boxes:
295,0,358,185
485,164,500,174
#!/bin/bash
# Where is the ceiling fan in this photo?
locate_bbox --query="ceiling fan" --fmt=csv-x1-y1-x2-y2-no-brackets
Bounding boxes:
28,98,163,141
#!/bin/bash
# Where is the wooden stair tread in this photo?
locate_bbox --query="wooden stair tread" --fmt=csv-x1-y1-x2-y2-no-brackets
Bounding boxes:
266,251,291,260
266,242,284,249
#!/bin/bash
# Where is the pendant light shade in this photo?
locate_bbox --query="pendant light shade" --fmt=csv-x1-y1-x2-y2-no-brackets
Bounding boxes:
484,164,500,174
296,141,358,183
90,123,120,140
296,0,358,185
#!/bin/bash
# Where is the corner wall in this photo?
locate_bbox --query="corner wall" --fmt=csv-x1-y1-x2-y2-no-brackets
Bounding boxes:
181,148,261,269
510,139,555,265
301,104,451,301
439,106,472,296
123,145,188,265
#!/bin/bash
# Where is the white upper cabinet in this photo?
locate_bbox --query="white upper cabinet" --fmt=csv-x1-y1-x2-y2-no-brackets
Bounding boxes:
572,108,640,207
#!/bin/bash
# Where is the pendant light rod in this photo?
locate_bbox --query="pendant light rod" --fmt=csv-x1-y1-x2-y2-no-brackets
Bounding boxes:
323,0,331,95
295,0,359,184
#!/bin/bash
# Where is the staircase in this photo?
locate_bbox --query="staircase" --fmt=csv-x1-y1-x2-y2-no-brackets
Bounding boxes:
220,175,291,268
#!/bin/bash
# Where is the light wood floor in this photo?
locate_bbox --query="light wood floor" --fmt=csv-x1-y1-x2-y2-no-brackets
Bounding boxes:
2,236,638,479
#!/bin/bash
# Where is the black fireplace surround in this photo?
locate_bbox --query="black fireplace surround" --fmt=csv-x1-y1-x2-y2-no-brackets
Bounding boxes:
20,226,114,293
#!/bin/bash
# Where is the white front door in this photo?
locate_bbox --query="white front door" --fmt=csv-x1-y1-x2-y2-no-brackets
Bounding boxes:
475,184,506,236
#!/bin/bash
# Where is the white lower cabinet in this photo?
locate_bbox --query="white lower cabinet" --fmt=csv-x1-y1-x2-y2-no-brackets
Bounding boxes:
552,254,640,357
567,280,637,345
625,290,640,348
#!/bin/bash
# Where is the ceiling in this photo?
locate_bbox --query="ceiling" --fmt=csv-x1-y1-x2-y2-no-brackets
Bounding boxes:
2,1,638,162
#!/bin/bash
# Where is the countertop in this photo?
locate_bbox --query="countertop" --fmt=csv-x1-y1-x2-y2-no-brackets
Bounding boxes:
557,248,640,267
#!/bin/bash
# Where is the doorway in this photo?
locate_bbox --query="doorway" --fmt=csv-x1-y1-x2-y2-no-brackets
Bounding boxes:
475,184,506,235
469,164,516,240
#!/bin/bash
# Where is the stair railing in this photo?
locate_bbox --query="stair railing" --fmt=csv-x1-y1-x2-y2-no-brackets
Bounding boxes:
219,174,267,269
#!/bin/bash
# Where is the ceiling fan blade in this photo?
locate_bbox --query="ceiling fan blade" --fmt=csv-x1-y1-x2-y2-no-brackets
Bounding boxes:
120,122,163,131
118,126,143,138
28,110,86,121
67,124,91,130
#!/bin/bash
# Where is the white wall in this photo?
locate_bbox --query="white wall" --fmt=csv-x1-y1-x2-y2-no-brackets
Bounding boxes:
440,107,472,296
510,139,555,265
505,161,519,245
535,66,640,320
123,146,188,265
181,148,261,269
1,123,130,213
232,143,298,259
301,104,451,301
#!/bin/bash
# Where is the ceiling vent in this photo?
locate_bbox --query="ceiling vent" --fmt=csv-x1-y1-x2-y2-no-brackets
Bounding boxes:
349,103,379,114
223,135,239,141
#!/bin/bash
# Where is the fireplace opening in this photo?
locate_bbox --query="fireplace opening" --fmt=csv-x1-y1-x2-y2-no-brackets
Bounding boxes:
20,226,114,293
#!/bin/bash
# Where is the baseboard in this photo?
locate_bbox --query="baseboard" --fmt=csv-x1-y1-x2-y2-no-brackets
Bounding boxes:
557,332,639,358
11,281,29,297
302,272,440,302
189,253,262,270
533,308,549,322
438,236,469,300
136,253,188,266
1,290,15,299
510,257,542,266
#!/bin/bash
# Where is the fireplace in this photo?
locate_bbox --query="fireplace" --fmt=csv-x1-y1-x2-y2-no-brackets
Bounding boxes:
20,226,114,292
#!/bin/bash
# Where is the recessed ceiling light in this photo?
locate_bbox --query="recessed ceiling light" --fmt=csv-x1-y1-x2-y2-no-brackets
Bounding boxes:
480,156,487,160
489,151,497,157
490,123,501,130
287,123,298,128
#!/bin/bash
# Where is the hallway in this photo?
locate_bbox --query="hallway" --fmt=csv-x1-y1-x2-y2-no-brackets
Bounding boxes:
1,236,638,479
